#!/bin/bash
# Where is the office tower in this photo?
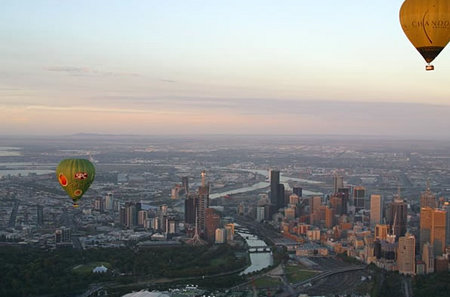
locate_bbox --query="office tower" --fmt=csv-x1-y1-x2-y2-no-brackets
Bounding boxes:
388,199,408,238
420,207,447,255
311,196,322,214
120,202,137,229
325,206,335,228
420,182,437,209
55,227,71,244
205,208,221,242
375,224,390,241
330,196,343,216
119,206,126,227
215,228,226,244
182,176,189,196
184,193,196,225
94,197,104,212
422,242,434,274
397,233,415,275
37,205,43,226
105,193,114,210
293,186,302,197
337,187,350,214
256,206,265,222
270,169,284,211
225,223,235,240
333,173,344,194
420,207,433,251
289,194,299,205
431,209,446,256
443,202,450,246
370,194,382,226
353,186,366,212
138,210,148,227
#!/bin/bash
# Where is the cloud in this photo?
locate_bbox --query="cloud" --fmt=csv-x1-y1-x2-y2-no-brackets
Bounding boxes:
45,66,140,77
25,105,180,115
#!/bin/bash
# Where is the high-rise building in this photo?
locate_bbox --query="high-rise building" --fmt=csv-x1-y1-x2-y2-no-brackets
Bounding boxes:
94,197,104,212
55,227,71,244
256,206,265,222
370,194,382,226
422,242,434,274
325,206,335,228
215,228,226,244
353,186,366,212
105,193,114,210
138,210,148,227
293,187,303,197
184,193,196,225
182,176,189,196
269,169,284,211
431,209,446,256
330,196,343,216
121,202,138,229
420,182,437,209
420,207,447,256
289,194,299,205
311,196,322,214
336,187,350,214
375,224,390,241
443,202,450,246
37,205,43,226
388,199,408,238
420,207,433,251
225,223,235,241
333,173,344,194
205,208,221,242
397,233,415,275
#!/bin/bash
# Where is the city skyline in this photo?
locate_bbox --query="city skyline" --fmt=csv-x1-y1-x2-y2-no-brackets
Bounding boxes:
1,1,450,137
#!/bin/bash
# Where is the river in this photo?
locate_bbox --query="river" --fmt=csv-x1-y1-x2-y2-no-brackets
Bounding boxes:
237,228,273,275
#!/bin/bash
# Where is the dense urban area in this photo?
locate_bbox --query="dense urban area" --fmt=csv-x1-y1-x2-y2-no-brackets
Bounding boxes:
0,135,449,297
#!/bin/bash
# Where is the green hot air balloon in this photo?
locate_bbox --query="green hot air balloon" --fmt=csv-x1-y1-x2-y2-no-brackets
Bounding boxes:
56,159,95,207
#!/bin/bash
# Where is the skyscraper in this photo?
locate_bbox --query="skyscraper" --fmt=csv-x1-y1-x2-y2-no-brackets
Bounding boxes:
353,186,366,212
422,242,434,274
182,176,189,196
420,207,447,256
375,224,390,241
420,182,437,209
336,187,350,215
270,169,284,211
293,186,302,197
388,199,407,238
184,193,196,225
205,208,221,242
105,193,114,210
370,194,382,226
397,233,415,275
333,173,344,194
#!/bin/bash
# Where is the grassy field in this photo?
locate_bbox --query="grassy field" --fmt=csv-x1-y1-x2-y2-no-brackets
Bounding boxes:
252,277,282,289
285,265,318,283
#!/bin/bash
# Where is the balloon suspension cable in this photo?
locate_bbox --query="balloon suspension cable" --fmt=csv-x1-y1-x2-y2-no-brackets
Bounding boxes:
426,64,434,71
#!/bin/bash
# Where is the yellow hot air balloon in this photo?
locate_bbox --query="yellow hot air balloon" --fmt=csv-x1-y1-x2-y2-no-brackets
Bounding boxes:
56,159,95,207
400,0,450,70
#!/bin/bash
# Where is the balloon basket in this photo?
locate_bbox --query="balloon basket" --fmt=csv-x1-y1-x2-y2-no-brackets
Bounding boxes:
72,203,79,208
426,65,434,71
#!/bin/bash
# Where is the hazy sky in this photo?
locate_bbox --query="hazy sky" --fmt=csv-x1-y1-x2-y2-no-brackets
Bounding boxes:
1,0,449,137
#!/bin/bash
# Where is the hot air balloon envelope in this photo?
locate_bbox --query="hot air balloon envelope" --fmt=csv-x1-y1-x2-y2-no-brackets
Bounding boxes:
56,159,95,207
399,0,450,70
